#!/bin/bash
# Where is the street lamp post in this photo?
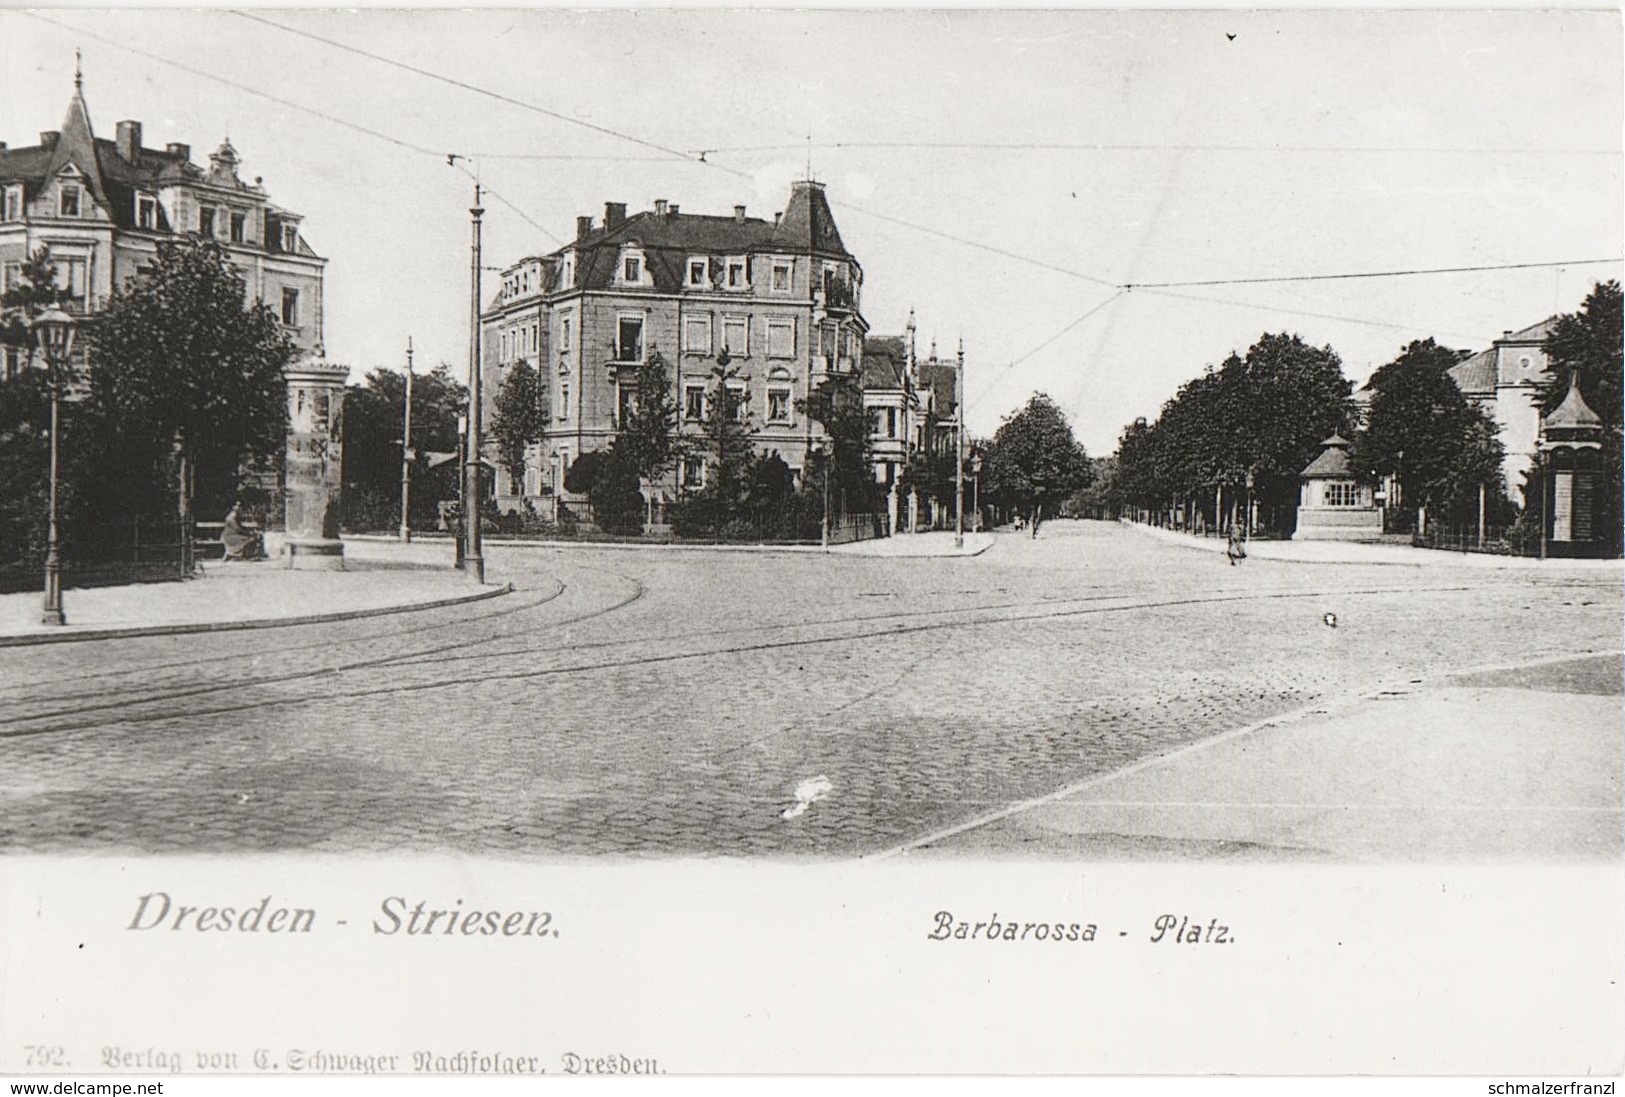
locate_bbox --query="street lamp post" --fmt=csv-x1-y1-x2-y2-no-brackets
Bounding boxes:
970,452,983,533
549,452,561,523
33,308,77,627
399,336,414,543
954,338,965,549
463,183,486,584
813,439,830,550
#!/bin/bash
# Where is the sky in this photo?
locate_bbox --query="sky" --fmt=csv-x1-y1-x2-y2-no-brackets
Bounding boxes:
1,7,1619,453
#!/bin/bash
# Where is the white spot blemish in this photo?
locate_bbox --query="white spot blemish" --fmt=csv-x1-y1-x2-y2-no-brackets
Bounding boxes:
782,775,834,820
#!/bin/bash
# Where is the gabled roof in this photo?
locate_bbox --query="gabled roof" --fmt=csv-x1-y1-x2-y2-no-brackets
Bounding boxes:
1448,348,1497,397
550,182,856,296
39,83,108,209
1,85,293,238
1498,317,1557,345
861,336,906,390
1301,434,1356,478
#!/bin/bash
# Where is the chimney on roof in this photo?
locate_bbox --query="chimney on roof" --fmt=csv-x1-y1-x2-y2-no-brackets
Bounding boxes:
653,198,668,216
604,201,626,230
0,142,7,153
166,142,190,161
40,131,59,146
575,215,593,240
668,204,678,217
734,205,746,222
116,120,142,164
773,212,782,227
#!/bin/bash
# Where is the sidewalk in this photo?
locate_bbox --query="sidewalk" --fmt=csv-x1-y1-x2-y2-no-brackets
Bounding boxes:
906,649,1624,861
1124,519,1625,571
348,529,994,558
0,537,508,645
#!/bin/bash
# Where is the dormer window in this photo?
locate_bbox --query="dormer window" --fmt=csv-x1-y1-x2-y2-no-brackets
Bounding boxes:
623,256,642,283
58,184,82,218
229,211,246,243
136,195,157,230
282,224,298,253
771,261,792,293
1,185,21,222
726,258,747,289
686,258,708,288
560,254,575,292
199,206,217,238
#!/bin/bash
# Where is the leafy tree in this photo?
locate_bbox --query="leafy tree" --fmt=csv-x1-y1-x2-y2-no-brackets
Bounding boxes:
87,238,295,517
343,363,466,531
564,449,615,496
984,392,1091,532
694,352,756,523
800,368,877,516
1109,332,1353,533
1540,280,1623,555
490,359,548,497
614,349,682,525
0,247,71,369
586,448,646,536
1351,339,1505,520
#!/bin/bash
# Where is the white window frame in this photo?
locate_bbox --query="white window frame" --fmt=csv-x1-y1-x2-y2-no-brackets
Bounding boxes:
199,206,217,238
766,384,793,424
1323,482,1360,507
770,260,793,293
766,318,796,359
619,250,646,286
229,210,247,243
721,316,748,357
135,194,156,230
281,287,300,328
558,379,571,421
58,183,82,218
1,185,20,222
683,315,712,355
725,381,749,422
683,382,706,422
686,257,709,288
616,313,645,363
726,258,747,289
558,311,574,355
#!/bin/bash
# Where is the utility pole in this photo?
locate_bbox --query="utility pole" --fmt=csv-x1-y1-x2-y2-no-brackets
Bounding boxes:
954,336,965,549
400,336,414,543
464,182,486,584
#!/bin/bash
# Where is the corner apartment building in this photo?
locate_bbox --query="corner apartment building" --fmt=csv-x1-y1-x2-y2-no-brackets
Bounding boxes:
0,71,326,379
481,180,867,506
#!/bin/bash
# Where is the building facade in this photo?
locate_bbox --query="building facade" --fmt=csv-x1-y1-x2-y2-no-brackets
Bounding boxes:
1447,317,1557,498
480,181,867,511
0,71,326,378
862,314,962,533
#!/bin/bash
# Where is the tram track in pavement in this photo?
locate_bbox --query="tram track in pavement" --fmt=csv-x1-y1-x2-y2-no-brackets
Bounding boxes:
0,568,646,729
0,582,1471,741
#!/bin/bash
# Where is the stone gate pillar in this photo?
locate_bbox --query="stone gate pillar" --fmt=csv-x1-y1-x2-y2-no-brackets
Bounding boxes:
284,360,350,570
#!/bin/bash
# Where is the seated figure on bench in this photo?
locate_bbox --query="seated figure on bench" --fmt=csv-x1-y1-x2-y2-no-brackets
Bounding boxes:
221,503,268,561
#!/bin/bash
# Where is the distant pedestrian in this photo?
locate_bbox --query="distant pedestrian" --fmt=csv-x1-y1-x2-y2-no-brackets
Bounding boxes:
1226,528,1247,566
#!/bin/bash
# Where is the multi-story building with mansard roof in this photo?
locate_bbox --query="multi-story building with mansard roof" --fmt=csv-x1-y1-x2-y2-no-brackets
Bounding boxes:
480,180,867,510
0,68,326,379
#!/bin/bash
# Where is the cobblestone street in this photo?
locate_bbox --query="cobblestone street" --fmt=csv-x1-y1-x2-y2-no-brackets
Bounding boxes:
1,521,1619,857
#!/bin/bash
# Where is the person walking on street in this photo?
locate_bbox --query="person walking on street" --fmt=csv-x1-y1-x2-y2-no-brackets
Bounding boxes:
1226,526,1247,566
